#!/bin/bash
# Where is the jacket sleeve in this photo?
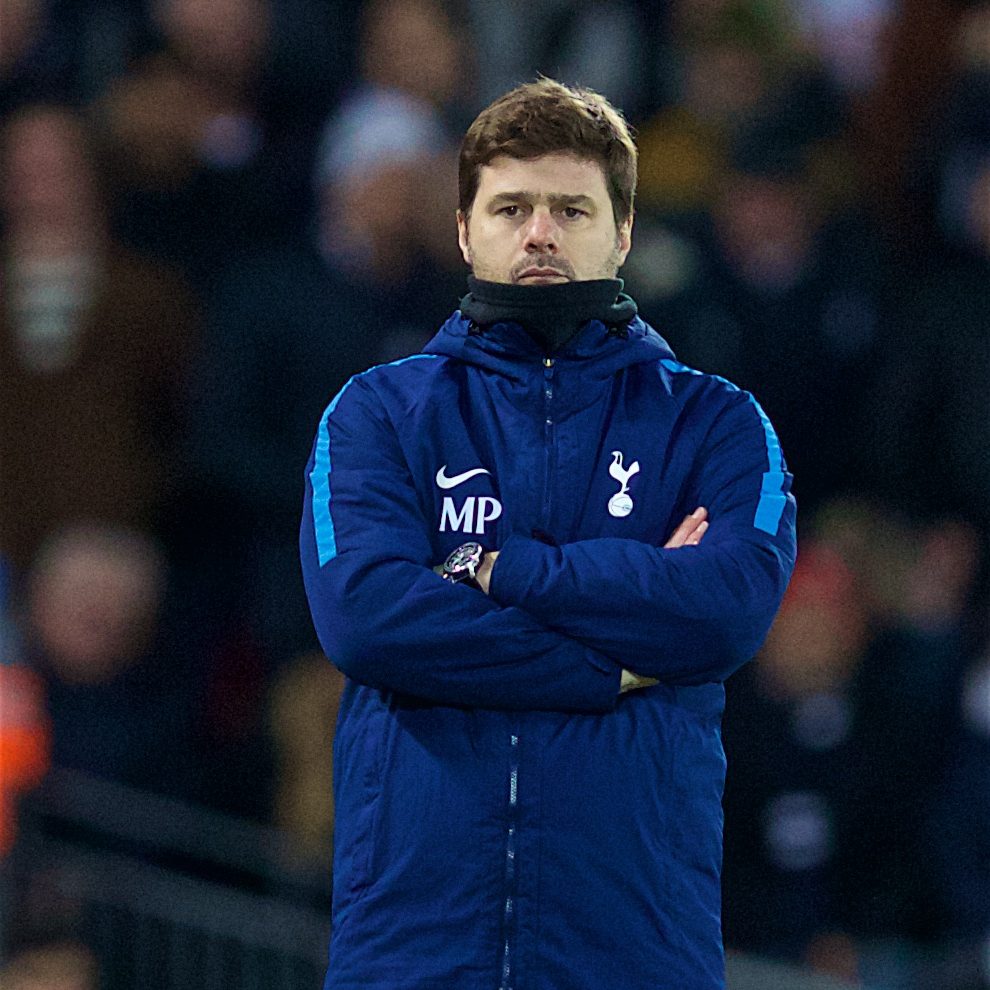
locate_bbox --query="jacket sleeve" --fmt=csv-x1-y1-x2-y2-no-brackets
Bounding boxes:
488,388,797,685
300,370,622,712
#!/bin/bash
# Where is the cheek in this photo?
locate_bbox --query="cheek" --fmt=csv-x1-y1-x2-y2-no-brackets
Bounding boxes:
574,229,623,269
472,223,514,258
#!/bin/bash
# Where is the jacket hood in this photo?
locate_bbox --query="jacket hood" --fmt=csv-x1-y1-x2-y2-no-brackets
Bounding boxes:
423,304,677,384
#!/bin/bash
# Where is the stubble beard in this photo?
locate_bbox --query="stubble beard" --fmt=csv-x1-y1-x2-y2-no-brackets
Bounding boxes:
468,237,624,284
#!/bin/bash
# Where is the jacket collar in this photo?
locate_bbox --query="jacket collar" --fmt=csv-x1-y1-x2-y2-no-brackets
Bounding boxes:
459,276,637,355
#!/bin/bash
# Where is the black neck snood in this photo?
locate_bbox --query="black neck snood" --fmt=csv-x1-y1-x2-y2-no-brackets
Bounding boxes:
459,276,638,354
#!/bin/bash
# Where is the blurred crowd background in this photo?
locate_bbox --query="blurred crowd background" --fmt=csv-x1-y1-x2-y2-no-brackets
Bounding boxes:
0,0,988,987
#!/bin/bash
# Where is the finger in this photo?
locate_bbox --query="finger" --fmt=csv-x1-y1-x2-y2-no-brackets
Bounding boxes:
663,507,708,548
664,526,691,548
674,520,706,548
685,520,709,546
663,520,690,548
663,512,699,548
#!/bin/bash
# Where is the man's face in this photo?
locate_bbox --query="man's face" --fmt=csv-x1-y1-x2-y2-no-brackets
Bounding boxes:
457,151,632,284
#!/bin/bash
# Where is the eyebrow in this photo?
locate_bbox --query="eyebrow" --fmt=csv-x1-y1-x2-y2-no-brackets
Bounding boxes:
487,191,597,211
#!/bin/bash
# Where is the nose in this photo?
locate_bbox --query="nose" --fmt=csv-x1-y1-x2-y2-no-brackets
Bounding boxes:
523,208,558,254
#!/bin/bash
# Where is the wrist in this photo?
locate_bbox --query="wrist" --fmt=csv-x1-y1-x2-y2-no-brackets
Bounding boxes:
435,542,498,591
476,549,498,594
437,541,485,585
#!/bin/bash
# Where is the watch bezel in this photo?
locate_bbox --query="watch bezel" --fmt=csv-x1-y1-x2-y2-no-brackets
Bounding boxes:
441,541,485,583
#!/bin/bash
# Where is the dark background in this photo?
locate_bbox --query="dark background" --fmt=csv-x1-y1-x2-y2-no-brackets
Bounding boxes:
1,1,989,988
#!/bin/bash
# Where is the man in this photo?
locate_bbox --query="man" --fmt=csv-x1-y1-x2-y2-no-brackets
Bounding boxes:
301,79,797,990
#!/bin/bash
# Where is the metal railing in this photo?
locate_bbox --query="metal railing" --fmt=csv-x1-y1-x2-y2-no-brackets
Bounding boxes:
1,768,331,989
12,769,978,990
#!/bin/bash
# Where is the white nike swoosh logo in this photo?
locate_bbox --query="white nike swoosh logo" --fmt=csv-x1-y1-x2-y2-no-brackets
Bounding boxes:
435,465,491,489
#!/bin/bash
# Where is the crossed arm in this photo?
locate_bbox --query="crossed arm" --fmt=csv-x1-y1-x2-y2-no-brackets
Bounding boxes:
475,508,709,592
474,508,710,693
301,375,796,712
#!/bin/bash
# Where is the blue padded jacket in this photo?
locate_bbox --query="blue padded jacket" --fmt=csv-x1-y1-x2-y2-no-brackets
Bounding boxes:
300,310,797,990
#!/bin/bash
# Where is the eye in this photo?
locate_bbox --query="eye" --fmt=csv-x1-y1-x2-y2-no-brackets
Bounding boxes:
499,205,521,218
562,206,587,219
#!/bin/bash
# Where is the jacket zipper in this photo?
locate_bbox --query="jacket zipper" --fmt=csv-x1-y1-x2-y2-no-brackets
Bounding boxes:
499,733,520,990
542,357,555,525
498,357,553,987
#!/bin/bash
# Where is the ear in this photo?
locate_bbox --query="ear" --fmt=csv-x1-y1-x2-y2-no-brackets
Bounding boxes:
615,212,633,267
456,209,472,266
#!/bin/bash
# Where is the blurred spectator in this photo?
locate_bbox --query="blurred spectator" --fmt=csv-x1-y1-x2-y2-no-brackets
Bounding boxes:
930,637,990,923
0,664,50,859
0,0,143,115
0,103,199,574
0,941,98,990
631,128,885,513
927,625,990,990
181,0,468,674
95,0,337,285
0,0,55,113
635,2,783,214
269,652,345,862
316,79,464,348
23,524,192,796
852,0,967,240
790,0,896,96
724,507,984,988
722,542,869,978
353,0,465,114
834,515,981,989
633,0,854,212
809,498,919,624
319,0,467,307
868,6,990,527
468,0,654,118
0,4,985,987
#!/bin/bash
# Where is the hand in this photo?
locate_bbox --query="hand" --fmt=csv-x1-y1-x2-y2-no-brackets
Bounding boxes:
476,550,499,594
663,507,708,549
620,669,659,693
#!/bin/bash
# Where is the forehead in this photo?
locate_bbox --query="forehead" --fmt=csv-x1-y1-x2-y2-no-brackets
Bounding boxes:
474,152,611,202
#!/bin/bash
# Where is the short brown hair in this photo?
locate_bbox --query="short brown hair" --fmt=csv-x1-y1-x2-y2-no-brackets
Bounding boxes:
458,78,637,223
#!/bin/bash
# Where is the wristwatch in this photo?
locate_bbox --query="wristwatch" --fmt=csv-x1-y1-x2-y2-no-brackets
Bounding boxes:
436,541,486,584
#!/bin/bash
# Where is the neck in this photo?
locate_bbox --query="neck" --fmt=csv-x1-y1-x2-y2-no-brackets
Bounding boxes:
460,276,637,353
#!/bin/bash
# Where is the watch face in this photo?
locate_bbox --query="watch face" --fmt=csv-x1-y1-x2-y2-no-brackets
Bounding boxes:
444,541,483,579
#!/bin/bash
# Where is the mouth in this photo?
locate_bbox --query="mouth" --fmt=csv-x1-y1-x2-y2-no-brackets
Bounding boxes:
515,268,570,283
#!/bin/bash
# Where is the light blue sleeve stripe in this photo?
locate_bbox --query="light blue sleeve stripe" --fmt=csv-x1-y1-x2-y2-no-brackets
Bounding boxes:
660,358,788,536
309,353,439,566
